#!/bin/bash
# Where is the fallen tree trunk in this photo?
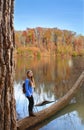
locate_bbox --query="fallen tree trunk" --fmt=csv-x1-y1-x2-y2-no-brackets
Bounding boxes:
28,103,84,130
17,71,84,130
35,100,55,106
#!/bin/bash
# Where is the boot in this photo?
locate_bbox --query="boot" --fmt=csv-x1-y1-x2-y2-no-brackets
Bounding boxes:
29,111,36,117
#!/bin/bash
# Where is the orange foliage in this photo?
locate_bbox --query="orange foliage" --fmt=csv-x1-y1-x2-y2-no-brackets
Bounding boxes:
15,27,84,56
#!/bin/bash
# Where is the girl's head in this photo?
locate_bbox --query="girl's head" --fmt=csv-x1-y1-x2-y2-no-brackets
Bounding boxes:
27,70,33,78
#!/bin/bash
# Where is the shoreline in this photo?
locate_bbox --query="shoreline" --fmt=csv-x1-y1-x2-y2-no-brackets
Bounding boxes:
15,46,84,58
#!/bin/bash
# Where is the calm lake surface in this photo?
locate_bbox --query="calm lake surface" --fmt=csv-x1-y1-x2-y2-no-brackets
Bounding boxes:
14,56,84,130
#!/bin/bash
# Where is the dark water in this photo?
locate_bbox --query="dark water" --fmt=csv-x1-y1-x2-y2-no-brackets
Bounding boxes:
14,56,84,130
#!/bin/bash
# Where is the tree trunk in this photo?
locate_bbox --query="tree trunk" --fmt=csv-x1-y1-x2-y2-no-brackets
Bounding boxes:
0,0,16,130
17,72,84,130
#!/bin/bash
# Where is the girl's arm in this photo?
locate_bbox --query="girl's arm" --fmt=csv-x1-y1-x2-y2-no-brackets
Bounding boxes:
30,77,35,88
25,79,31,97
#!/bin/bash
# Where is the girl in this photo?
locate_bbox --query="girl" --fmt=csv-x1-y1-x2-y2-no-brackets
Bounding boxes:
25,70,35,116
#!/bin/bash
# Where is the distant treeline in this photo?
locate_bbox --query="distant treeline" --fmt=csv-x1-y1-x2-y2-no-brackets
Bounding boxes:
15,27,84,56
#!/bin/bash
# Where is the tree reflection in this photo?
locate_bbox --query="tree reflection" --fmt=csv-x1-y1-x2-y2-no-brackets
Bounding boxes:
15,56,84,99
14,56,84,120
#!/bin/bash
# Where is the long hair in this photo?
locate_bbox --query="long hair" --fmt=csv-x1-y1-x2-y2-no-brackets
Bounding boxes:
27,70,35,88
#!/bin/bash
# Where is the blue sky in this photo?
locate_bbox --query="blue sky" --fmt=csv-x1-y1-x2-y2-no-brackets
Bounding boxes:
14,0,84,35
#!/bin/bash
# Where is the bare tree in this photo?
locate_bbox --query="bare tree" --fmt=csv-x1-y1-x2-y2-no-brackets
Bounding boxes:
0,0,16,130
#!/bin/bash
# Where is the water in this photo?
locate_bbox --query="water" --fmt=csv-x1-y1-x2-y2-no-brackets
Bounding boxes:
14,56,84,130
39,85,84,130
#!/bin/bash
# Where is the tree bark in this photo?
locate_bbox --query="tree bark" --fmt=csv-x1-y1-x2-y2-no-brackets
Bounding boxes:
17,72,84,130
0,0,16,130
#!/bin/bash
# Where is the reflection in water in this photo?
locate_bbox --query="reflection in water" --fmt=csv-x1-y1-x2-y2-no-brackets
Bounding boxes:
14,81,55,120
40,111,84,130
39,84,84,130
14,56,84,129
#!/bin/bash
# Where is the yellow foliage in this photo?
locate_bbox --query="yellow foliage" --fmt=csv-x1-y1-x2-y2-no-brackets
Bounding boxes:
57,45,73,55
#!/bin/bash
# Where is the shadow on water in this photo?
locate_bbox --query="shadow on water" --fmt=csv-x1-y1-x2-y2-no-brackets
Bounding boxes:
14,56,84,129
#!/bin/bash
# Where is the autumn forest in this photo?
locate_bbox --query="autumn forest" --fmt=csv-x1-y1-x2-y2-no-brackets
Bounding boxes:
15,27,84,57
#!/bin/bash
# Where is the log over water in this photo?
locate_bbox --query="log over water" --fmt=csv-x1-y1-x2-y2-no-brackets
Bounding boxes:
35,100,55,106
17,72,84,130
